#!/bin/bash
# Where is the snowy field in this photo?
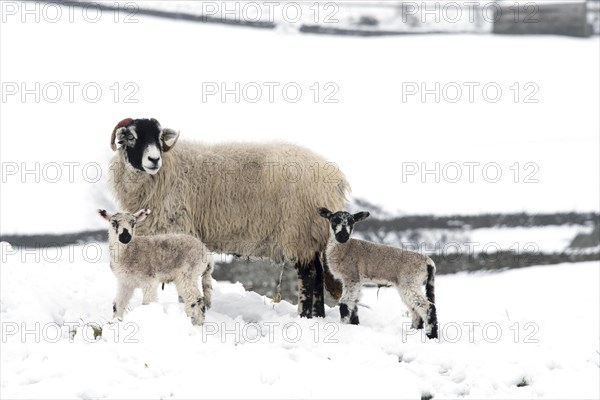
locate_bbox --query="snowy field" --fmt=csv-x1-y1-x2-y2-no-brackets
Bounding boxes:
1,6,599,234
1,242,598,399
1,4,599,399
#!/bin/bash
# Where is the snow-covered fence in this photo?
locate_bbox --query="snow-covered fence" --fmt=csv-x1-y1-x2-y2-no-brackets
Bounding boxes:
493,1,593,37
21,0,597,37
589,0,600,34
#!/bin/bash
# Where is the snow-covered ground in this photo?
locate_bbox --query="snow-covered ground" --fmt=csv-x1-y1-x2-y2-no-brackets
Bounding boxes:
1,6,599,234
1,8,598,399
1,242,598,399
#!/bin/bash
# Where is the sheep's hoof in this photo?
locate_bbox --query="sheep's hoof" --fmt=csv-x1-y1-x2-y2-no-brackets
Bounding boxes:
350,315,360,325
427,329,438,340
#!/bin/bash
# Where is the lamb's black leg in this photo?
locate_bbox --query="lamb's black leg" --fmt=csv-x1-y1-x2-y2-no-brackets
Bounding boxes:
296,261,315,318
312,253,326,318
323,255,343,301
340,304,359,324
339,283,360,325
350,306,360,325
339,303,350,321
427,304,438,339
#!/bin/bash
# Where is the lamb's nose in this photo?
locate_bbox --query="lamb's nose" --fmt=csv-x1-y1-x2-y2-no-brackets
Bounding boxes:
119,230,132,244
148,156,160,165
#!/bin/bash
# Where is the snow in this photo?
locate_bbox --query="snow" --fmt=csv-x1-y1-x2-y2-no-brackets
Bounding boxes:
0,8,598,398
1,242,599,399
1,6,599,234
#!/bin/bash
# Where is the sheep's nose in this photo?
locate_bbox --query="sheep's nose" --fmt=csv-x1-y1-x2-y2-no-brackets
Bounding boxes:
148,156,160,165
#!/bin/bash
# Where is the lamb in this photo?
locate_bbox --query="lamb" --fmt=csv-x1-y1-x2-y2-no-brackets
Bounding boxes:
108,118,350,318
98,208,213,325
318,208,438,339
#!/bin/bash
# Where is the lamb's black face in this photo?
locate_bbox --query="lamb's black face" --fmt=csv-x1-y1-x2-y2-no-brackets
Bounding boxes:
98,208,151,245
120,119,163,175
110,213,137,245
318,208,371,244
329,212,355,244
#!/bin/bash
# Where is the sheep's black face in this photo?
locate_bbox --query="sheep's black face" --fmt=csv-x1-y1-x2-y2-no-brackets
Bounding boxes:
122,119,163,175
112,118,179,175
318,208,370,244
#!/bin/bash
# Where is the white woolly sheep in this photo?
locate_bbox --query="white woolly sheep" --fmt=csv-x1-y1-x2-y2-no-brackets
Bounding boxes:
108,118,350,318
98,208,213,325
318,208,438,339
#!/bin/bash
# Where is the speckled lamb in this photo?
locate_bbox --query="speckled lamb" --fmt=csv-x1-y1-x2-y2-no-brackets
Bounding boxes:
318,208,438,339
98,208,213,325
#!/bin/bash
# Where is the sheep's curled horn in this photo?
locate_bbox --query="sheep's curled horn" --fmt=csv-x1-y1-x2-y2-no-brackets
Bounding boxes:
110,118,133,151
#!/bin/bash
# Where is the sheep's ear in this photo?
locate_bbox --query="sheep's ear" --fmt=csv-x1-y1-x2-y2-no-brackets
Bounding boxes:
160,129,180,152
353,211,370,223
134,209,151,223
111,118,133,151
318,208,332,219
98,209,112,221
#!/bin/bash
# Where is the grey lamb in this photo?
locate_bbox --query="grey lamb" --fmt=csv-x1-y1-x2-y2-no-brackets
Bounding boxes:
318,208,438,339
98,208,213,325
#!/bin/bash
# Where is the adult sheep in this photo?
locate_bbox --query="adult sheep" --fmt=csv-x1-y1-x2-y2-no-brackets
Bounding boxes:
108,118,349,318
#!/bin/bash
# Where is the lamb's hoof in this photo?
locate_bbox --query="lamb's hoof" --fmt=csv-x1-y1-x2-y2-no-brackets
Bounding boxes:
350,315,360,325
427,329,438,340
339,304,350,323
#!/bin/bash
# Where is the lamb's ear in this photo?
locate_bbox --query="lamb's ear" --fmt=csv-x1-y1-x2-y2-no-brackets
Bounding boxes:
98,209,112,221
134,209,151,223
160,129,180,152
353,211,370,223
318,208,332,219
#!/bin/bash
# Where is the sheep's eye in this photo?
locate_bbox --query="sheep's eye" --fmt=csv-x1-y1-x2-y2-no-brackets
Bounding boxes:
126,133,134,140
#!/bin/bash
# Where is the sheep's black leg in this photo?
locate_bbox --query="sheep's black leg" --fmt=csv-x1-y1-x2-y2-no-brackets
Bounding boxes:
296,261,315,318
312,253,326,318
